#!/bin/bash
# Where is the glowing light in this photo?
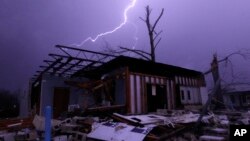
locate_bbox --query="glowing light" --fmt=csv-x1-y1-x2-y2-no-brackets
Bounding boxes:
74,0,137,47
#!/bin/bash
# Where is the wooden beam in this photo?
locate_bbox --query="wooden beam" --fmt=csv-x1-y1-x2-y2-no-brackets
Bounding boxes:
44,60,85,67
55,45,118,57
51,57,73,75
49,53,105,64
33,58,62,84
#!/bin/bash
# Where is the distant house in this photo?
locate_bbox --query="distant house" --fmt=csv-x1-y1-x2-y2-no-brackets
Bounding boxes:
30,46,207,117
223,85,250,109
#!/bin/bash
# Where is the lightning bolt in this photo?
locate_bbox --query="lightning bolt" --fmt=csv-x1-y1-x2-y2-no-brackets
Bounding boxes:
73,0,137,47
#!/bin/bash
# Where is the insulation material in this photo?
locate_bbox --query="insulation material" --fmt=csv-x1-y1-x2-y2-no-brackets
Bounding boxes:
32,115,61,131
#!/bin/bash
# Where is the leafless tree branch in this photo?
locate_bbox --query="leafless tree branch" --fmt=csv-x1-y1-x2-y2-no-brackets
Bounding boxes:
119,46,151,56
106,5,165,62
218,51,249,63
119,46,151,60
152,8,164,32
155,38,161,49
139,17,146,22
154,30,163,41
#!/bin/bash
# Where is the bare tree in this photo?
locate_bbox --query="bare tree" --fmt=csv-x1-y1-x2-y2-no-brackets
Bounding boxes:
140,5,164,62
105,6,164,62
204,51,250,109
196,50,250,130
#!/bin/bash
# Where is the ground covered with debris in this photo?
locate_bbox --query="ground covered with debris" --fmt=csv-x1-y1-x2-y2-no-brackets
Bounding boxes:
0,108,250,141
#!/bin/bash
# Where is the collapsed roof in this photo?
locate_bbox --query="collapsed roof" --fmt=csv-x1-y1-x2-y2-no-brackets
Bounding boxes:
74,55,203,79
32,45,204,83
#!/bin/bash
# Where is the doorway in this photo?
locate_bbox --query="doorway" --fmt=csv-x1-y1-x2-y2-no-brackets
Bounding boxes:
175,85,184,109
53,87,70,118
146,84,167,112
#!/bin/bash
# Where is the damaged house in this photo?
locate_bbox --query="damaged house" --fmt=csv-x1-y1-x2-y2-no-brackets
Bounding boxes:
222,84,250,109
30,45,207,117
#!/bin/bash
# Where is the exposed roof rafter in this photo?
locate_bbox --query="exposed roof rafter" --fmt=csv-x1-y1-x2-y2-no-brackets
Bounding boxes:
32,45,117,84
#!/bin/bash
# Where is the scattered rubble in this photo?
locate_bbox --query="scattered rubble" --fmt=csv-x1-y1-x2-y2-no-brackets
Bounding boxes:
0,109,249,141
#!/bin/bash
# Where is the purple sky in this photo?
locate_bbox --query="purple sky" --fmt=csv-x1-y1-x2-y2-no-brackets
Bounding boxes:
1,0,250,91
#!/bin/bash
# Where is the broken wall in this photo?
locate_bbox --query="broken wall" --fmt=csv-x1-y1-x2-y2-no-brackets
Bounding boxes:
39,74,87,116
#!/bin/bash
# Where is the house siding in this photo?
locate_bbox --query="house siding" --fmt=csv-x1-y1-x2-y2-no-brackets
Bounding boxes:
127,73,206,114
129,73,170,114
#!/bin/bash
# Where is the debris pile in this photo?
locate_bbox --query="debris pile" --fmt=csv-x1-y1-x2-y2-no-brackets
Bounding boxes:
0,109,249,141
